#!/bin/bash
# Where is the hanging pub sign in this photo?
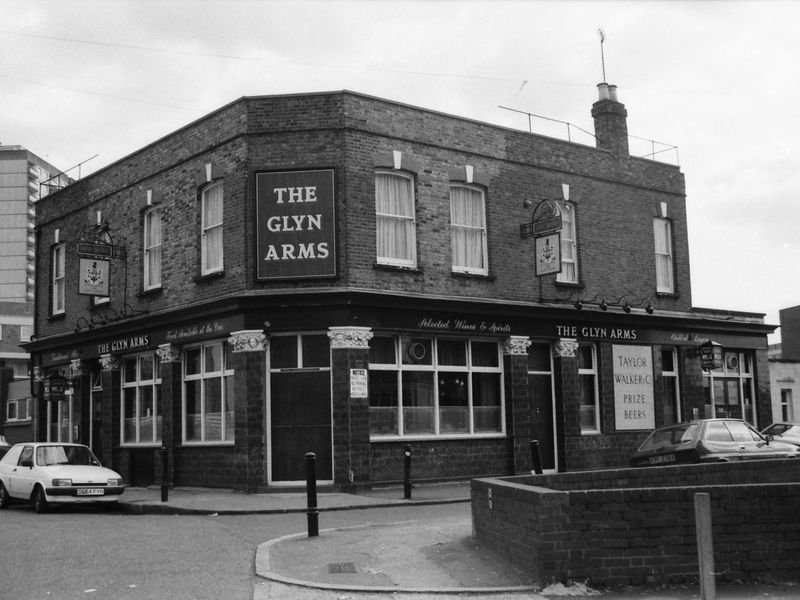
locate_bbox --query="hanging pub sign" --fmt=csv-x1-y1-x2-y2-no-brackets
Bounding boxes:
44,373,67,402
699,340,724,370
535,233,561,276
78,258,110,296
255,169,336,280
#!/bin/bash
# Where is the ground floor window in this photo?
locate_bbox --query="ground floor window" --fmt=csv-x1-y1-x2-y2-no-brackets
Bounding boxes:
183,340,234,443
578,343,600,433
121,352,162,445
660,348,681,425
781,389,794,421
703,350,756,425
369,335,504,437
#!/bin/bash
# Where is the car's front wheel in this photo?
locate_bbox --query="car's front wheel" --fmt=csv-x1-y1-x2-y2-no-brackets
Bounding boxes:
0,482,9,509
32,486,48,513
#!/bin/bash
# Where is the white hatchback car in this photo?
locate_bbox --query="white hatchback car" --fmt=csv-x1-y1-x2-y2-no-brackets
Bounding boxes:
0,443,124,513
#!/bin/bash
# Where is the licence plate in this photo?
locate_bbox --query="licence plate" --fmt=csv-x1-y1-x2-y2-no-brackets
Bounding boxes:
649,454,676,465
77,488,105,496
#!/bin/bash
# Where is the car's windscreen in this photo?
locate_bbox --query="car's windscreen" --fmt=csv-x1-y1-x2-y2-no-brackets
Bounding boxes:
36,446,99,466
639,424,698,450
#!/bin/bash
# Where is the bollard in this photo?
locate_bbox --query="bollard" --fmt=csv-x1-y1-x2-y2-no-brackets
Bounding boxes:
160,447,169,503
403,444,412,500
305,452,319,537
694,492,716,600
530,440,543,474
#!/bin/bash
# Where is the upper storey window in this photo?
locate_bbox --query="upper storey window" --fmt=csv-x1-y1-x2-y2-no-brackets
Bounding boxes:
556,202,578,284
201,182,224,275
143,206,162,290
375,171,416,268
450,184,488,275
51,242,65,315
654,217,674,293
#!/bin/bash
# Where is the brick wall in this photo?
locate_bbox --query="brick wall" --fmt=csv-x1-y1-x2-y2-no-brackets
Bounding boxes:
370,438,509,483
472,460,800,586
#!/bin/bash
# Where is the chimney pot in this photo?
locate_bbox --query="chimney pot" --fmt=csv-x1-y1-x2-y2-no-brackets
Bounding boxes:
597,82,610,101
608,85,619,102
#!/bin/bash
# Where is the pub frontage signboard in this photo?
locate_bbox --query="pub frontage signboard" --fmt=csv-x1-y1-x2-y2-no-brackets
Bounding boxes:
255,169,337,280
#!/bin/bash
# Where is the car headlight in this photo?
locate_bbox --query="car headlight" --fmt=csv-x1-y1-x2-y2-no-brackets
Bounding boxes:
52,478,72,486
107,478,122,486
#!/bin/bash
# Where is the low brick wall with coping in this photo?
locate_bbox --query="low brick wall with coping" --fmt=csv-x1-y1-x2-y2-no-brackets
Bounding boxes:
471,460,800,587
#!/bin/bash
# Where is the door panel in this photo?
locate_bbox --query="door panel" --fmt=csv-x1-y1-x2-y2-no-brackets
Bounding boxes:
270,371,332,482
528,373,556,470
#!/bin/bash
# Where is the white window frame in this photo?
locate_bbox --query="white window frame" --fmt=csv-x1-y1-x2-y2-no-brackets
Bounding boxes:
52,243,65,315
375,171,417,268
661,347,682,425
368,336,505,439
703,351,757,426
144,206,162,290
578,343,600,434
450,184,488,275
20,325,33,342
182,340,234,444
201,182,224,275
557,202,579,284
121,352,162,446
6,397,31,422
781,389,793,421
654,217,674,293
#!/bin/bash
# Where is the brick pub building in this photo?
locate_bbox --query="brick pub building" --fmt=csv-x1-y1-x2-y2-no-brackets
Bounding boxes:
26,86,775,489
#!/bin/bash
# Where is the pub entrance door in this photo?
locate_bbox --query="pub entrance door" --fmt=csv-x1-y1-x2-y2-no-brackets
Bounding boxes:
268,334,333,484
527,341,558,471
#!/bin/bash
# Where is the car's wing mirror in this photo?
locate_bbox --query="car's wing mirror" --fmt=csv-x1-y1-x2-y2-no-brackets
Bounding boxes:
20,458,33,468
765,433,774,444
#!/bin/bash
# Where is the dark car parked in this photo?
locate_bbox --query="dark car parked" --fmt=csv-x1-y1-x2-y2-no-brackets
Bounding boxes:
761,422,800,447
630,418,800,467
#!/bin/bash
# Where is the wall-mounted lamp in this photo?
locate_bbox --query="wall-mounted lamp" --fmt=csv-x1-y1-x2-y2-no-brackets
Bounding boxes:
615,296,632,313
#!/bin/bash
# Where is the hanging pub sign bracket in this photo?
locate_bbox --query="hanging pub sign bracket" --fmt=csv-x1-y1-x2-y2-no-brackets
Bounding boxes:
521,198,564,239
77,220,126,260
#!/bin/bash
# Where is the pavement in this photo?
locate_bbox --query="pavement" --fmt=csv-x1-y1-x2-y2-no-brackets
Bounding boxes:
118,482,800,600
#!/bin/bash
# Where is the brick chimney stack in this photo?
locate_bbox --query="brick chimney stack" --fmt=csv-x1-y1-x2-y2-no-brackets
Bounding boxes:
592,82,629,156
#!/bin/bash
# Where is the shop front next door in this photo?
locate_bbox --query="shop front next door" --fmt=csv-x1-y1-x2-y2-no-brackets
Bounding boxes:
268,334,332,484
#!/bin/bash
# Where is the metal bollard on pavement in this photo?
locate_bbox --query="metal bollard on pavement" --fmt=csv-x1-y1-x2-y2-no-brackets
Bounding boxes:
305,452,319,537
403,444,412,500
160,446,169,502
530,439,543,474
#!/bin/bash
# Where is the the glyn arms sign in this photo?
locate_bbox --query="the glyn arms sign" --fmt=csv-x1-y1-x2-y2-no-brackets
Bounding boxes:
255,169,336,280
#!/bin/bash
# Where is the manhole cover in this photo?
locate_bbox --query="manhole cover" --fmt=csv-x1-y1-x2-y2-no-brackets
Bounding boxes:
328,562,357,574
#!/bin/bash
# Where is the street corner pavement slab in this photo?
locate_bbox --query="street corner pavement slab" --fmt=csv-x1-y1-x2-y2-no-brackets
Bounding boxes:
256,517,541,594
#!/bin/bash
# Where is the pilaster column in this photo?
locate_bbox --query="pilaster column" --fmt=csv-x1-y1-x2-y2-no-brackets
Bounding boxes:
99,353,121,472
328,326,373,489
228,330,267,492
503,336,532,474
157,343,182,487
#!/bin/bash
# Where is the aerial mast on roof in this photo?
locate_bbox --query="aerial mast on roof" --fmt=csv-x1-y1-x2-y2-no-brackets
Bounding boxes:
598,28,607,82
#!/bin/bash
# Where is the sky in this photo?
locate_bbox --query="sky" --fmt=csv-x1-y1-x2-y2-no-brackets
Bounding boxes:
1,0,797,343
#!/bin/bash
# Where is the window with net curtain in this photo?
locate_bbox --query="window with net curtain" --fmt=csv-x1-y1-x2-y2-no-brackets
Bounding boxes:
450,184,487,275
201,182,224,275
375,172,416,267
654,217,674,293
557,202,578,283
144,206,162,289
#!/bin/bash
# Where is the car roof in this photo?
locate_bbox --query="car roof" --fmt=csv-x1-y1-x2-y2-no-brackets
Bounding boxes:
10,442,88,448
